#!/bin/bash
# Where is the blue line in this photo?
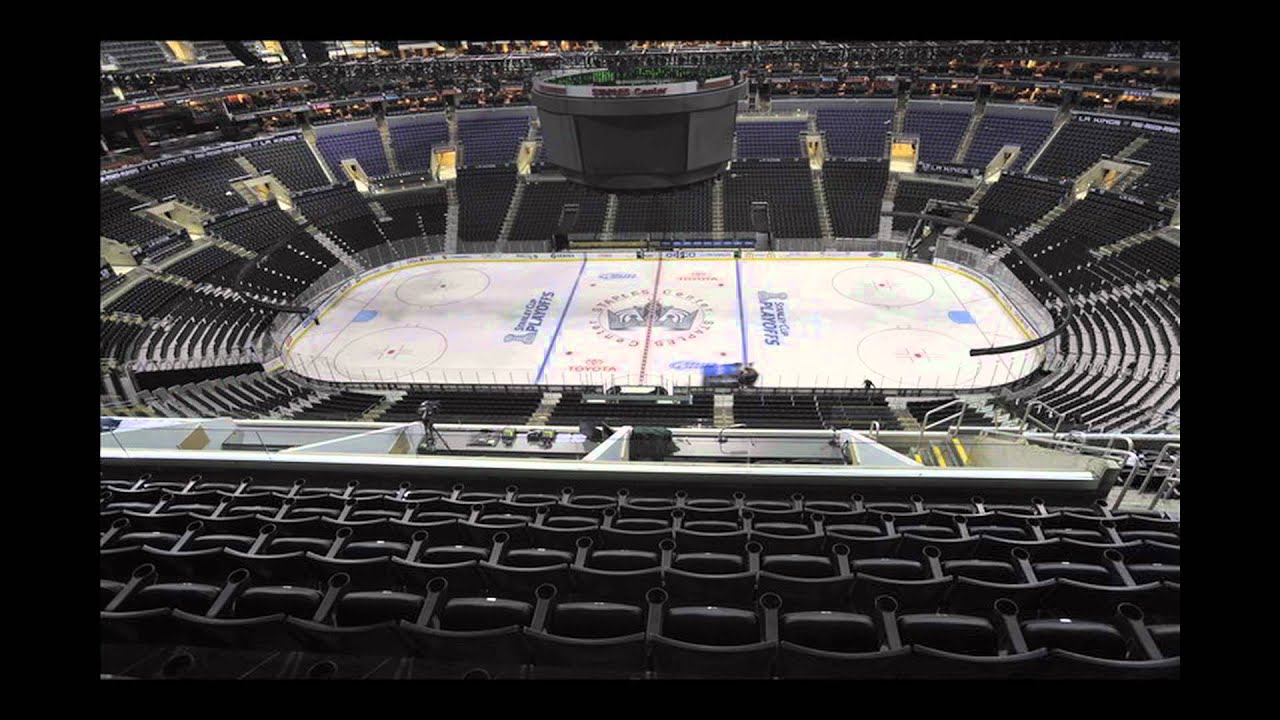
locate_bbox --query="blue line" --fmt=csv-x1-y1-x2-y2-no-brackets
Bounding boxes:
735,256,748,364
535,256,587,384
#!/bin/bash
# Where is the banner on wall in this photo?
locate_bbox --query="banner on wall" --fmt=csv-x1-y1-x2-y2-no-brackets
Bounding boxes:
916,161,981,178
1074,113,1179,135
100,133,305,184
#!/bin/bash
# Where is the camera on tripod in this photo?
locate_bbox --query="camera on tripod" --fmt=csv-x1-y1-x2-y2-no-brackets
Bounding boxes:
416,400,449,455
418,400,442,419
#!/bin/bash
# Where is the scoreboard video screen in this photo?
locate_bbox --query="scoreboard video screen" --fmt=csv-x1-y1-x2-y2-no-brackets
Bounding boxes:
532,69,746,191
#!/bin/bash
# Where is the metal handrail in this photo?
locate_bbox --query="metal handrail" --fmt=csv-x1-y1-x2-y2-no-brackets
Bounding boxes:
1133,442,1180,497
1149,454,1180,510
1110,441,1179,508
919,398,966,450
1021,399,1066,436
980,428,1141,504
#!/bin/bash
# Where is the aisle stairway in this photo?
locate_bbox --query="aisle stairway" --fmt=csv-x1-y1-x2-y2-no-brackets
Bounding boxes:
911,436,971,467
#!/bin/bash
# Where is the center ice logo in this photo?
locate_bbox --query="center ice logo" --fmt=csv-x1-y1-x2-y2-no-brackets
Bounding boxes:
606,301,699,331
589,289,715,348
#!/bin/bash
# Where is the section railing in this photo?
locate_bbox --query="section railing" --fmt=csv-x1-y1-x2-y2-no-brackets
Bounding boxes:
1113,441,1179,507
918,398,966,449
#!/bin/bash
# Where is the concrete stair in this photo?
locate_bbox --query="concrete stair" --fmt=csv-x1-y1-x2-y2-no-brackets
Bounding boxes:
233,156,259,176
113,185,155,205
375,112,401,176
877,173,900,243
300,123,338,185
714,394,735,428
1114,135,1150,160
1024,106,1073,174
1095,229,1157,257
811,169,834,241
601,194,619,241
966,179,996,207
360,390,405,422
1005,204,1068,252
154,272,195,289
1112,164,1149,193
444,182,460,253
952,96,987,164
893,406,921,431
528,392,562,426
711,176,726,234
367,200,391,223
306,226,365,273
496,177,527,250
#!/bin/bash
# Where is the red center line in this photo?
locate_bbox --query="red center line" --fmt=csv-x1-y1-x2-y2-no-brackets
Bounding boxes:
638,255,665,384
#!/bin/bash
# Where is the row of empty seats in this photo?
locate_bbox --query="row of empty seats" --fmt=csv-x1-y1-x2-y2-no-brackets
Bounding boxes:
456,167,516,244
549,392,715,428
510,181,608,242
387,115,450,175
724,161,820,238
377,389,544,425
890,179,973,231
104,278,186,319
614,183,712,235
824,160,889,238
458,114,530,167
960,174,1067,250
315,122,390,179
100,474,1180,678
962,109,1055,171
101,185,169,245
903,105,973,164
1029,118,1141,181
735,122,806,160
288,390,385,421
815,104,894,159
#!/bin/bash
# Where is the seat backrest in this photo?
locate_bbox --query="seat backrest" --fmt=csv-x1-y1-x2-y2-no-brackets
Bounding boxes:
236,585,323,618
131,582,221,613
672,552,745,575
439,597,533,631
336,590,424,625
781,611,878,653
664,606,759,646
1021,618,1127,659
548,601,645,639
899,614,997,656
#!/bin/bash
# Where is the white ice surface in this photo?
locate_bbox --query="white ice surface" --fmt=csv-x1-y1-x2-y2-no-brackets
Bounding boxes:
283,256,1043,389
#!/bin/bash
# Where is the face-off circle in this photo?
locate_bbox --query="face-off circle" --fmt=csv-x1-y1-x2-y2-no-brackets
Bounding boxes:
330,326,448,380
833,265,935,307
856,327,981,386
395,267,491,307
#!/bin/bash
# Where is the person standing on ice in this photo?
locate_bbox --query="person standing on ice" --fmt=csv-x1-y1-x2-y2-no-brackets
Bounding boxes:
738,364,759,388
863,379,875,390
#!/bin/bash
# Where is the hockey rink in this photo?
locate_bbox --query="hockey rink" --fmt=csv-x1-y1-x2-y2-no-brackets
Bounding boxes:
282,255,1044,389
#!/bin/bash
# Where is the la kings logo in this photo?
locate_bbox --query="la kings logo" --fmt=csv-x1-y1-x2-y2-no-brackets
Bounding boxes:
589,289,714,348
